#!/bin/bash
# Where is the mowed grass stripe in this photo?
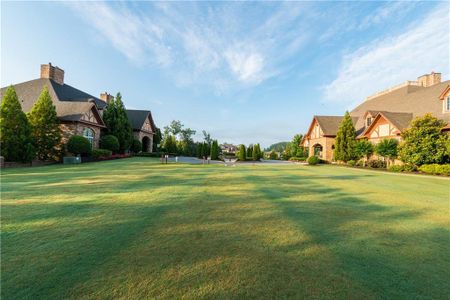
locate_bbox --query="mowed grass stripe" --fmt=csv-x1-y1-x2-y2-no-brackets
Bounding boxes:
1,157,449,299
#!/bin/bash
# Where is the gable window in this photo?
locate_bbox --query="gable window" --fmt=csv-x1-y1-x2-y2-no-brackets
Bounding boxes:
366,117,372,127
83,127,95,147
447,96,450,111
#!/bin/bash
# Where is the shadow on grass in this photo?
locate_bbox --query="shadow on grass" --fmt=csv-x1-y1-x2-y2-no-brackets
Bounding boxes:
2,161,449,299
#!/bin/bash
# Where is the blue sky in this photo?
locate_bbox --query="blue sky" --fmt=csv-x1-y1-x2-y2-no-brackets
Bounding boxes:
1,1,449,147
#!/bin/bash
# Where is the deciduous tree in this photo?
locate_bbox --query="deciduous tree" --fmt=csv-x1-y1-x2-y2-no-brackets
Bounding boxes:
398,114,450,166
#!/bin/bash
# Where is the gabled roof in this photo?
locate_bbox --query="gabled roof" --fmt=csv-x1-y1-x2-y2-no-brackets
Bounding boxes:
360,111,413,138
311,115,358,137
350,80,450,132
439,85,450,100
0,78,106,126
0,78,107,111
126,109,156,132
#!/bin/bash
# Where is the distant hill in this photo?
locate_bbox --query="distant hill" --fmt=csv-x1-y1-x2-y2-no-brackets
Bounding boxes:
264,142,289,152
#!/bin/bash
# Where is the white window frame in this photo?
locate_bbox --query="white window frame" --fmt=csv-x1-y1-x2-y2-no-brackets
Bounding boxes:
83,127,95,148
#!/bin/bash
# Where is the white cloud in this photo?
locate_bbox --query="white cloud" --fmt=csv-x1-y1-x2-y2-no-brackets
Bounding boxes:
66,2,309,91
324,4,450,107
224,50,264,84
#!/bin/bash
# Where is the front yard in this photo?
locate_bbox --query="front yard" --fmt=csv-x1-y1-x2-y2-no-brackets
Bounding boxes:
1,157,449,299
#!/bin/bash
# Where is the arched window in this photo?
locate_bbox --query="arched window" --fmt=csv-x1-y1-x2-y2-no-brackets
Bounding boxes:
83,127,95,147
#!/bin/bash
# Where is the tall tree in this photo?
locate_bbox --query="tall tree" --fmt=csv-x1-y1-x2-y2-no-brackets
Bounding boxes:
291,134,303,157
152,127,162,152
210,140,219,160
102,93,133,152
163,134,177,154
197,142,204,158
398,114,450,166
202,130,212,145
27,86,61,160
247,144,253,159
334,111,357,162
252,144,259,161
0,86,35,162
164,120,183,137
238,144,246,161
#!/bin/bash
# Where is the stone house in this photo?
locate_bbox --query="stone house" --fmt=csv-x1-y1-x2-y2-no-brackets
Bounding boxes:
301,72,450,161
126,110,156,152
0,63,156,152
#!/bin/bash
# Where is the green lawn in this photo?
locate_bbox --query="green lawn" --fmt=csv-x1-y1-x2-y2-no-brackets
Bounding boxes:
1,157,449,299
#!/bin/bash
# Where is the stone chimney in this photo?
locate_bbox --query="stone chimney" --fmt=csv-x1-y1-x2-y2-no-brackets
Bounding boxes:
99,92,114,104
40,63,64,85
417,72,441,87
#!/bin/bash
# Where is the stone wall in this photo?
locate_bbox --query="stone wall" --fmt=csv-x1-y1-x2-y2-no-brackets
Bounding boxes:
306,136,336,161
60,122,102,149
133,131,154,152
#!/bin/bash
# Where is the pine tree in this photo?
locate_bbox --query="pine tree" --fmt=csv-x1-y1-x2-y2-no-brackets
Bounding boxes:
238,144,246,161
27,86,61,160
252,144,258,161
0,86,35,162
210,140,219,160
197,142,203,158
334,111,357,162
202,142,209,158
102,93,133,153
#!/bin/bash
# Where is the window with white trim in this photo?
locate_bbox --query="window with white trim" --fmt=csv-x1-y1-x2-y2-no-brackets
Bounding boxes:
366,117,372,127
83,127,95,147
447,96,450,111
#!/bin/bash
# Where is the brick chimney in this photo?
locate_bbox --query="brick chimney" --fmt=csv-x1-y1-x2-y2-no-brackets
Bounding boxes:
99,92,114,104
40,63,65,85
417,72,441,87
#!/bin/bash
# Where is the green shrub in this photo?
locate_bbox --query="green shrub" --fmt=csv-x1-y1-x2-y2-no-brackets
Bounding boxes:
100,135,120,153
418,164,450,175
307,156,320,165
92,149,112,159
387,164,417,173
67,135,92,156
368,159,386,169
355,160,364,167
130,139,142,153
347,160,356,167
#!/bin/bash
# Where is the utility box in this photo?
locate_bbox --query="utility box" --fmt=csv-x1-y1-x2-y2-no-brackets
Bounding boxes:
63,156,81,164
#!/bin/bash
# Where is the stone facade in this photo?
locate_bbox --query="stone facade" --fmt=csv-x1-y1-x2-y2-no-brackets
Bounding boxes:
133,131,153,152
60,122,102,149
302,119,336,161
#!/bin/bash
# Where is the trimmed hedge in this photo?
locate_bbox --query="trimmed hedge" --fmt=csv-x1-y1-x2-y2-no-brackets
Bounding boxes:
388,164,417,173
67,135,92,156
100,135,120,153
307,156,320,165
92,149,112,159
135,152,162,158
418,164,450,176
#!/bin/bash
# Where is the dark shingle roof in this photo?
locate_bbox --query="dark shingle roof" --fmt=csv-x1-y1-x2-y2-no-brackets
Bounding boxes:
314,115,358,136
126,109,156,132
0,78,106,111
0,78,106,125
350,80,450,132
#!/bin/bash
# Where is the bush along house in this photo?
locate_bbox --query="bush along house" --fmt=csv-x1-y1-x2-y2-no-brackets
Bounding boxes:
301,72,450,161
0,63,156,153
